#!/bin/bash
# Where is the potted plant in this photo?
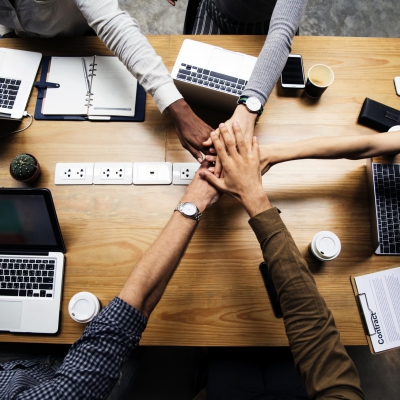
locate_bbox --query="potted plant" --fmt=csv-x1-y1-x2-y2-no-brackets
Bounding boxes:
10,153,41,184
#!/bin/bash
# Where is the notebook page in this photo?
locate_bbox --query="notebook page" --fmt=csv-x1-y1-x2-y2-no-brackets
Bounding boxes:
354,266,400,352
42,57,91,115
88,56,137,117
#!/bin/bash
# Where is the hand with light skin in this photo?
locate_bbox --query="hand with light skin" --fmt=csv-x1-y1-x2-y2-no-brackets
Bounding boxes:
199,122,271,218
167,99,214,163
203,104,258,176
167,0,177,5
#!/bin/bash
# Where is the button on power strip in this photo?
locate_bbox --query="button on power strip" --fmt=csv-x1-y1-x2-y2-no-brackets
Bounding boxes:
133,162,172,185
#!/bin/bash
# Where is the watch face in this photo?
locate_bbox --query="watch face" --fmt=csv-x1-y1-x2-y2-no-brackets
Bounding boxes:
181,202,197,216
246,96,261,112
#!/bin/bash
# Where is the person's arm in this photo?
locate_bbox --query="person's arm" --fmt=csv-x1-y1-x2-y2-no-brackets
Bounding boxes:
202,0,307,169
259,131,400,174
75,0,213,161
200,123,364,400
20,164,219,399
119,163,220,317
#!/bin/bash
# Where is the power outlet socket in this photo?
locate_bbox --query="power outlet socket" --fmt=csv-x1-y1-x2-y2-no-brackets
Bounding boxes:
93,163,133,185
133,162,172,185
172,163,199,185
55,163,94,185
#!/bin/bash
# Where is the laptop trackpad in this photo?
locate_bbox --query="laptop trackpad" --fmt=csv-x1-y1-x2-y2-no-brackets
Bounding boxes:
0,301,22,330
208,48,244,77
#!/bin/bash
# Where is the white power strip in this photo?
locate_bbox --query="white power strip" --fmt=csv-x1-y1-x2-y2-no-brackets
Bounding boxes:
55,162,199,185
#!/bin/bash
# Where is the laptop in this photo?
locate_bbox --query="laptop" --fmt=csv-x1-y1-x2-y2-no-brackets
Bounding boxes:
171,39,257,113
0,48,42,120
0,188,66,334
366,158,400,255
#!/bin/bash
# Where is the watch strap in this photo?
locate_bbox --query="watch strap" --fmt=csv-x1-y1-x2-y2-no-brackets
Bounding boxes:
237,96,264,116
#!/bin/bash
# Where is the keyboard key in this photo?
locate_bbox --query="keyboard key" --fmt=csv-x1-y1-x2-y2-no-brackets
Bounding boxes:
210,71,237,83
49,260,55,264
203,69,210,75
39,284,53,290
46,294,52,298
33,293,39,297
19,290,27,296
46,265,54,271
40,290,46,297
0,289,19,296
43,277,54,283
27,290,33,297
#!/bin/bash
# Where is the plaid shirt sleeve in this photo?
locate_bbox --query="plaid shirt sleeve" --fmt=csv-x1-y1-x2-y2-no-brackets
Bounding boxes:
16,297,147,400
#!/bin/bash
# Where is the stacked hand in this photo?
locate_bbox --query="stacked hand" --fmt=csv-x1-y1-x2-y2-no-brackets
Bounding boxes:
199,122,271,218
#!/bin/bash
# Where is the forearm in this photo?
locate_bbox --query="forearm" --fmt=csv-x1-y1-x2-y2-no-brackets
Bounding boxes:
119,211,197,318
75,0,182,112
260,132,400,173
242,0,307,104
249,209,364,399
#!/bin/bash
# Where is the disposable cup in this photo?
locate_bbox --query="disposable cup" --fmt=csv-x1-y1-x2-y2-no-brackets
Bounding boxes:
68,292,101,323
308,231,341,261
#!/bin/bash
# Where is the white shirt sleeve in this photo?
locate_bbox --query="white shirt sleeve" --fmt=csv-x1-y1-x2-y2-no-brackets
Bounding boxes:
74,0,182,112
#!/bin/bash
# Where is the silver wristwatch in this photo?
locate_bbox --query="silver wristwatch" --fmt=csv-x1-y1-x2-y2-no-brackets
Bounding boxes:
174,202,202,221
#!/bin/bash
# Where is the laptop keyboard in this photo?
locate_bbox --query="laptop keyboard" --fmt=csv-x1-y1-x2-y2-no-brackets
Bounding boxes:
0,77,21,109
176,63,247,95
0,258,56,298
373,163,400,254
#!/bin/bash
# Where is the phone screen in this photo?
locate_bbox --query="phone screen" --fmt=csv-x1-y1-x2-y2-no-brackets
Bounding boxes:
281,56,305,86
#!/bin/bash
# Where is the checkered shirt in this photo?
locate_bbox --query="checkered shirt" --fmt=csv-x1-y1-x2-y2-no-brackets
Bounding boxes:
0,297,147,399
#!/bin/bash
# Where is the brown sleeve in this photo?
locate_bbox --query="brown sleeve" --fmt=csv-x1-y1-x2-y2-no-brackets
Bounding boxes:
249,207,364,400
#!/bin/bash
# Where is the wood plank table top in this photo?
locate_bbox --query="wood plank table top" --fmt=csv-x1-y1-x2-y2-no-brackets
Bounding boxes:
1,36,400,346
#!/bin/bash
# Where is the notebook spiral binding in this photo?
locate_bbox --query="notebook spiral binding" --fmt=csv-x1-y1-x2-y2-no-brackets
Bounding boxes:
89,63,97,77
84,95,93,108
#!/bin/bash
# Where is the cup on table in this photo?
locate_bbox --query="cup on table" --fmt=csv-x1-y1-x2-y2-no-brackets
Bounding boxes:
308,231,341,261
305,64,334,98
68,292,101,323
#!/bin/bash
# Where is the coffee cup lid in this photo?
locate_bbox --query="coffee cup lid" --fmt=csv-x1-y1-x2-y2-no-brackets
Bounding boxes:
388,125,400,132
68,292,100,323
314,231,341,259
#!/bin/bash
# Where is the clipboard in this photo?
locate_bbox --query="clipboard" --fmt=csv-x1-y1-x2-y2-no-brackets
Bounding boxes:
350,272,400,355
33,56,146,122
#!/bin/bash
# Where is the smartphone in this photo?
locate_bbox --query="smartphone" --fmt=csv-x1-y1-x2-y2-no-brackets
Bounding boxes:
259,262,283,318
280,54,305,89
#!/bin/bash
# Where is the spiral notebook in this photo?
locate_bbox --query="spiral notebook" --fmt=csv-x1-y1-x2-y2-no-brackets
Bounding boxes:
34,56,145,121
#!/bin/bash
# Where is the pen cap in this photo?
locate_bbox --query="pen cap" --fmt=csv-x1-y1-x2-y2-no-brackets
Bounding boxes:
309,231,341,261
68,292,101,323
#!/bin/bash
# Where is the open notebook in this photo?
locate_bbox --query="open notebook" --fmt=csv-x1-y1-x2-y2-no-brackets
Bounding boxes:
35,56,145,121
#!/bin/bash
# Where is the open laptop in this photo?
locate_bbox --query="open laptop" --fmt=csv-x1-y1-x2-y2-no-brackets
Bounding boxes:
0,48,42,120
171,39,257,113
0,188,66,334
366,158,400,255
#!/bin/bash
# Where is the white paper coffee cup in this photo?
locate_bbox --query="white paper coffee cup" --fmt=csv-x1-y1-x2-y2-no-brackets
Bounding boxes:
68,292,101,323
309,231,341,261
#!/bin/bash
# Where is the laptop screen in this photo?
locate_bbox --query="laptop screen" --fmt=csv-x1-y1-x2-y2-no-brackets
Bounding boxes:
0,188,65,253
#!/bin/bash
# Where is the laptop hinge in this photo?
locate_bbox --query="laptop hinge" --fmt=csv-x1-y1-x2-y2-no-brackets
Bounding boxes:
0,251,49,256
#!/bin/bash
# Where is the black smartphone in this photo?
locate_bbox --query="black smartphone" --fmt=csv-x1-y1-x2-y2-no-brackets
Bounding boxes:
280,54,305,89
259,262,283,318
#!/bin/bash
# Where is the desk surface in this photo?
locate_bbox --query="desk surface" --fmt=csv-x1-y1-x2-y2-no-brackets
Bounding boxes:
1,36,400,346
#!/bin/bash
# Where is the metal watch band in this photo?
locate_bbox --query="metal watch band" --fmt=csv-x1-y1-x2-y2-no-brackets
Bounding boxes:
237,95,264,116
174,203,202,222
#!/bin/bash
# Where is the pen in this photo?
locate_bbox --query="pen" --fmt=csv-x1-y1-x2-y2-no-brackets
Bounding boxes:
81,57,91,94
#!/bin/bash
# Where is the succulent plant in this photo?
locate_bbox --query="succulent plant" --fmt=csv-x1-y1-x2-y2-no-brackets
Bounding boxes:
10,153,41,183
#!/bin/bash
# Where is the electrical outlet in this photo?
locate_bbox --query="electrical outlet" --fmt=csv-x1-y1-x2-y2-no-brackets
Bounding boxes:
133,162,172,185
172,163,200,185
93,163,133,185
55,163,94,185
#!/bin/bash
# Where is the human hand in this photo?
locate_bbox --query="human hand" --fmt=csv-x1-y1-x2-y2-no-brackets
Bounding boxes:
167,0,177,5
199,122,271,217
203,104,258,176
167,99,214,163
180,161,220,213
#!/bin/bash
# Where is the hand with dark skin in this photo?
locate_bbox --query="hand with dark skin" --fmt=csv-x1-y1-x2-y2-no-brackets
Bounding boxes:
167,99,214,163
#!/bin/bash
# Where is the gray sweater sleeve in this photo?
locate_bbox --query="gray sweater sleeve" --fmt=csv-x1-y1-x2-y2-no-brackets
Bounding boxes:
242,0,308,106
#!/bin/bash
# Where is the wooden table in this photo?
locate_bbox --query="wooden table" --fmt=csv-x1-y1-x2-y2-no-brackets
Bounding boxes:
1,36,400,346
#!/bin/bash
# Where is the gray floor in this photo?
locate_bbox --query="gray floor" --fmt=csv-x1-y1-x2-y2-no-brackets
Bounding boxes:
2,1,399,400
122,1,400,400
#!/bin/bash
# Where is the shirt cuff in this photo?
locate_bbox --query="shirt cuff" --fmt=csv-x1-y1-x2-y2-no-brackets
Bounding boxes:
152,81,183,113
248,207,286,244
90,297,147,345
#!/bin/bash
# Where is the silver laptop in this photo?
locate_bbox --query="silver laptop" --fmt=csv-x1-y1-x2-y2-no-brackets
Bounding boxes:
0,48,42,120
366,158,400,255
0,188,66,334
171,39,257,113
